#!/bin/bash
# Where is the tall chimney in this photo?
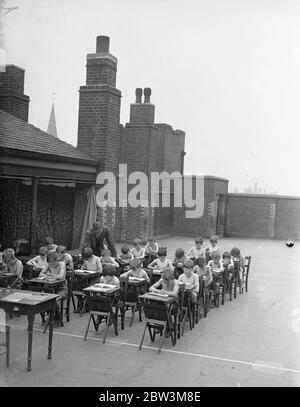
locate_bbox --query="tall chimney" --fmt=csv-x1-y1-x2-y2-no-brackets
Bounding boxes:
0,65,30,121
77,36,122,173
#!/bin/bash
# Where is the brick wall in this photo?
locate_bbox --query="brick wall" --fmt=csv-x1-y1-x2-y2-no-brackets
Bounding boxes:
173,177,229,238
225,194,300,240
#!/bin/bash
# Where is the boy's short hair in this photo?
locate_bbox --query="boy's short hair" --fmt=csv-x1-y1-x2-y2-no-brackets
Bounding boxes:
175,248,185,258
148,236,154,242
183,259,194,269
56,245,66,254
210,235,218,243
121,244,130,254
101,248,110,256
39,246,48,256
47,251,59,263
130,258,141,269
195,236,203,244
133,238,141,245
162,267,174,281
212,250,221,259
82,247,93,259
102,264,116,277
45,236,54,244
3,248,15,259
158,247,167,257
222,251,231,259
230,247,241,257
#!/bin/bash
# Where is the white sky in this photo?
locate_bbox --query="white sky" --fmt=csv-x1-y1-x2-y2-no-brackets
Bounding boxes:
2,0,300,195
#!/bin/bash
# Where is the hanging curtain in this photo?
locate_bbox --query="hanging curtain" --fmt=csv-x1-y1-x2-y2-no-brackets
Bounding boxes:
78,186,98,249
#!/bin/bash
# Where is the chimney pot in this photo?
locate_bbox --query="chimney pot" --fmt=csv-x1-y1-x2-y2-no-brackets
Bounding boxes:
144,87,151,103
135,88,142,103
96,36,110,53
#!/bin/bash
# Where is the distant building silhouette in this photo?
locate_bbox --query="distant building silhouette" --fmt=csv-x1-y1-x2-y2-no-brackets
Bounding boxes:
47,102,57,137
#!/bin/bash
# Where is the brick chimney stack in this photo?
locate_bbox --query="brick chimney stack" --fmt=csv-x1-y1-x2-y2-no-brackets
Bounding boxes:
77,36,122,173
0,65,30,121
129,87,155,124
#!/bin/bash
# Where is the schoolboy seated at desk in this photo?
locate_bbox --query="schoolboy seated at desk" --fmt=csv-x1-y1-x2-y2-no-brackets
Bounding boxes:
193,258,213,293
99,266,120,288
149,267,179,337
173,248,189,279
230,247,245,288
148,247,174,271
205,235,220,262
39,251,67,325
120,258,150,284
2,248,23,289
117,244,134,267
39,251,66,286
81,247,102,273
26,246,48,270
206,251,224,294
149,267,179,298
178,259,199,303
143,237,158,266
130,238,145,261
187,236,206,263
221,251,234,286
56,245,74,270
100,249,119,268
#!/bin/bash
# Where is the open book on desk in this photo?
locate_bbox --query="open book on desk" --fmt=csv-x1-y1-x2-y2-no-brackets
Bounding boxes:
93,283,116,290
75,269,97,274
148,292,169,298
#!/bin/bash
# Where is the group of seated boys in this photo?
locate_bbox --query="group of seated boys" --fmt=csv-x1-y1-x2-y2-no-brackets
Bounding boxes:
0,235,245,326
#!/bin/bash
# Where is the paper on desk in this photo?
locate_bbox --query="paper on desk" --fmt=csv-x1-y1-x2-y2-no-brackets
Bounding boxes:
149,292,169,298
94,283,115,289
129,277,145,282
2,292,33,302
75,269,96,274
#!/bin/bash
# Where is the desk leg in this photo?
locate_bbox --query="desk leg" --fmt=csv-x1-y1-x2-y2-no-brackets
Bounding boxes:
47,302,55,360
173,313,177,345
66,285,71,322
27,313,35,371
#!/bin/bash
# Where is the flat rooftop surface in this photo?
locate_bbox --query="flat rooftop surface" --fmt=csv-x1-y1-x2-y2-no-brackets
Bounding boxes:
1,237,299,387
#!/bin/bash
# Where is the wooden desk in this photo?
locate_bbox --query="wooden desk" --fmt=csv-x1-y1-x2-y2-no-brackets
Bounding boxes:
28,277,66,292
0,288,59,371
83,285,120,334
0,273,16,287
139,292,178,345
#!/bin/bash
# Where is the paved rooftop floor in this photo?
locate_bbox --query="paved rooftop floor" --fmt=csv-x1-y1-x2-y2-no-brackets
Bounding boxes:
1,237,300,387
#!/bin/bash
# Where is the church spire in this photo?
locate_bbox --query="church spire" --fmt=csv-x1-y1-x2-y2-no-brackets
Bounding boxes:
47,93,57,137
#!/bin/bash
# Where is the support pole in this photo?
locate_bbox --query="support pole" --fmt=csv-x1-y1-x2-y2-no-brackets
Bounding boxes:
30,177,38,254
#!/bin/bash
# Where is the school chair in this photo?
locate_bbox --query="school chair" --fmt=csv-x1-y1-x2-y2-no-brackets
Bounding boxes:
118,276,142,328
139,302,176,354
241,256,251,294
83,294,118,344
